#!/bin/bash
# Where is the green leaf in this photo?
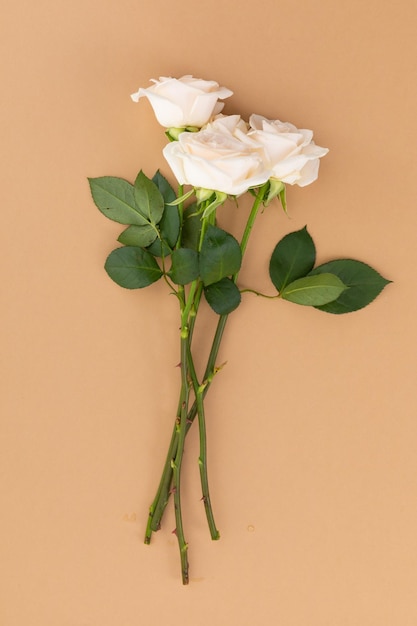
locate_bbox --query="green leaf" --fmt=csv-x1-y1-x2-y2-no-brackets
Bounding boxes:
146,238,173,258
118,224,157,248
204,278,241,315
146,171,180,256
169,248,199,285
104,247,162,289
146,208,180,255
269,226,316,292
88,176,149,226
200,225,242,286
181,203,202,251
134,171,164,224
310,259,391,313
158,204,180,249
280,273,347,306
152,170,176,205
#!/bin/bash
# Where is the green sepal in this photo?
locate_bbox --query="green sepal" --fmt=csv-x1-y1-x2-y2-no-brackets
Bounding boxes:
201,191,228,219
269,226,316,292
169,248,200,285
104,246,162,289
264,179,285,208
199,225,242,286
280,273,348,306
310,259,392,313
204,278,241,315
165,127,186,141
165,126,199,141
167,189,195,206
195,188,214,204
278,185,287,213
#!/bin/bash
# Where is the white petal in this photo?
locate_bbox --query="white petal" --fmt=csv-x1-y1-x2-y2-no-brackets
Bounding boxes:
144,91,186,127
188,93,226,127
162,142,188,185
249,114,267,130
297,159,321,186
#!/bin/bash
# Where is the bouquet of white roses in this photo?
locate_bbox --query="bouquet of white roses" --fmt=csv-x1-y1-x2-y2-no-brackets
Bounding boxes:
89,75,390,584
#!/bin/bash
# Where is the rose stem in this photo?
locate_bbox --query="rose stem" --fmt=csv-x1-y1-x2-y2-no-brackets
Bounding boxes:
184,209,220,539
188,183,269,420
144,391,183,543
144,186,186,544
186,338,220,540
171,288,192,584
145,185,268,539
169,208,220,540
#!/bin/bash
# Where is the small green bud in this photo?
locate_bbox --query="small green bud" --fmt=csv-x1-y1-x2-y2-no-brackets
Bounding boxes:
264,178,286,208
195,188,215,204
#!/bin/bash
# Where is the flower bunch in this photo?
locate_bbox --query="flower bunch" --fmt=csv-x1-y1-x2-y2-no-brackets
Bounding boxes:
89,75,390,584
133,76,328,201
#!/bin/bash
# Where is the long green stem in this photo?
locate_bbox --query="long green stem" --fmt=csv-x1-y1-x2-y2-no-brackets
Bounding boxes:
196,385,219,540
171,325,190,584
144,283,202,541
190,184,269,420
144,184,268,544
193,183,269,394
186,341,220,540
144,392,182,542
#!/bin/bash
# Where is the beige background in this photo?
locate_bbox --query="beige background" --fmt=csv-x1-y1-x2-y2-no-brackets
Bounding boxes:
2,0,417,624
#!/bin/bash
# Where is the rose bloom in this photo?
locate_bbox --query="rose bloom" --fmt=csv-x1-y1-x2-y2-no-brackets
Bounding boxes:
248,114,329,187
203,113,249,139
131,75,233,129
163,121,271,196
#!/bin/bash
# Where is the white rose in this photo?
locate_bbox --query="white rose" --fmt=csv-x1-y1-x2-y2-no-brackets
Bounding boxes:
248,114,329,187
203,114,249,139
163,125,271,196
131,75,233,129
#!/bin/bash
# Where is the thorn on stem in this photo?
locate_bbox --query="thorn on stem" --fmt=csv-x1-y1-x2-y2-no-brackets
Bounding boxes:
172,528,177,536
214,361,227,374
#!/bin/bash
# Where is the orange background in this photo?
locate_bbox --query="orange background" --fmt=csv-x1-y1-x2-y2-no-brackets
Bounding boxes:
2,0,417,624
